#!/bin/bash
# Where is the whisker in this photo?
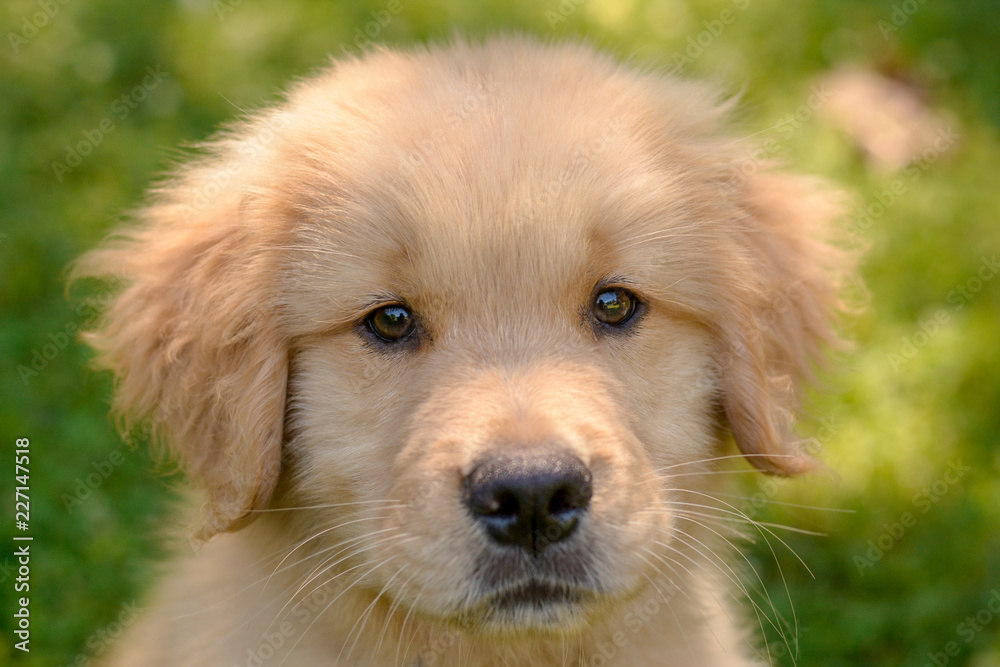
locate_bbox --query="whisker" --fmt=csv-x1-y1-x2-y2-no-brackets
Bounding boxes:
650,535,742,605
638,545,698,606
240,508,398,576
397,582,428,666
338,563,408,663
658,468,788,481
667,490,809,662
615,228,715,252
635,552,693,655
276,244,363,260
171,514,398,622
195,531,399,653
265,514,399,593
668,518,797,658
645,542,735,651
665,492,816,576
670,503,828,537
654,532,788,661
278,554,402,667
706,491,854,513
396,583,427,665
650,452,812,476
292,532,415,604
257,530,413,641
495,634,512,667
373,569,419,660
235,511,394,575
652,453,768,472
248,499,403,513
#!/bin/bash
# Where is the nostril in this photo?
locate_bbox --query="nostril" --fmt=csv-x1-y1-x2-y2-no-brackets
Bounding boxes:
492,491,520,517
548,485,583,516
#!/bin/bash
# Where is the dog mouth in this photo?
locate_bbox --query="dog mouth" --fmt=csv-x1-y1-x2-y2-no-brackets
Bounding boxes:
487,579,593,610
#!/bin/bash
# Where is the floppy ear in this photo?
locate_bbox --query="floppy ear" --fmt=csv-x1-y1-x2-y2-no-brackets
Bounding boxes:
74,167,290,539
718,170,851,475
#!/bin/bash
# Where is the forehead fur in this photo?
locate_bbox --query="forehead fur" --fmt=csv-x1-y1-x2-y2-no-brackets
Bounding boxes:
241,38,754,337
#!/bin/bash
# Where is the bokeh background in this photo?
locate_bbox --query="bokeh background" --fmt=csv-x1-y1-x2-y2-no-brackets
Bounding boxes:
2,0,998,665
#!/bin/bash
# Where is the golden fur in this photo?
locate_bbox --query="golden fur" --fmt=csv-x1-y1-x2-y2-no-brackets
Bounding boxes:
77,37,849,666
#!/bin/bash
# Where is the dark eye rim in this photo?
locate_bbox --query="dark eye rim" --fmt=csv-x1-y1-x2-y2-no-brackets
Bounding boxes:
363,303,417,344
591,284,643,331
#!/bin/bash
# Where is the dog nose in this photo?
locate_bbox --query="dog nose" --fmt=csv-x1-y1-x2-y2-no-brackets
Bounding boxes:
465,451,592,555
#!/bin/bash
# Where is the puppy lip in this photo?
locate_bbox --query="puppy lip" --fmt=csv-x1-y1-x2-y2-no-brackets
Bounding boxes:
486,578,594,609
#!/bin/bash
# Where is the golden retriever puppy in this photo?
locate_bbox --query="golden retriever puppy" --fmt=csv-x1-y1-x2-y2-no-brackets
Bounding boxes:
77,36,849,666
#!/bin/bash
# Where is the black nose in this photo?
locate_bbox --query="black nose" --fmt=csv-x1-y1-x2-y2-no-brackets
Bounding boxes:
464,451,592,555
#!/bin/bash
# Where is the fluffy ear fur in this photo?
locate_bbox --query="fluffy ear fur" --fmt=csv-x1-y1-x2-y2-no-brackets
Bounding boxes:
73,145,290,539
718,169,851,475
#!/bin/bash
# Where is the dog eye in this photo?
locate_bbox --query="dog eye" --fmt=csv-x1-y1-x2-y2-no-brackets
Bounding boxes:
593,287,637,327
366,305,415,342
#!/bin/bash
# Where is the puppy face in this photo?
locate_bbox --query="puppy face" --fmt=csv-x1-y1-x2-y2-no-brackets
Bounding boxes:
286,216,716,631
78,39,846,639
282,83,724,631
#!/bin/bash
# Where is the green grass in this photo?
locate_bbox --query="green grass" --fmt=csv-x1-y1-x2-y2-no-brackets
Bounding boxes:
2,0,999,664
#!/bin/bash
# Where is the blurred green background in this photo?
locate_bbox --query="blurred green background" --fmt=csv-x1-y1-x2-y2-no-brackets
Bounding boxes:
1,0,998,665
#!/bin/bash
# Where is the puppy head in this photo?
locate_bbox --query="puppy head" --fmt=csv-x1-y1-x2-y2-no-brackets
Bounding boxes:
78,38,848,633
